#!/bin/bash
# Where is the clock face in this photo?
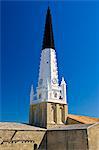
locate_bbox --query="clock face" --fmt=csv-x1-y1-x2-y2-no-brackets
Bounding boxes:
52,78,57,84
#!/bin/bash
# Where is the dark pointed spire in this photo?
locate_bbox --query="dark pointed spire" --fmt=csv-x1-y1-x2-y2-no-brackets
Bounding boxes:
42,7,55,50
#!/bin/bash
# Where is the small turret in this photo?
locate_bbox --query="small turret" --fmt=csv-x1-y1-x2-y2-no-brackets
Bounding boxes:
61,77,67,104
61,77,66,85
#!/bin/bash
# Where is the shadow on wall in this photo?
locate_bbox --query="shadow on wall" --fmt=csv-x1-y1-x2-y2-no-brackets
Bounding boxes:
37,133,47,150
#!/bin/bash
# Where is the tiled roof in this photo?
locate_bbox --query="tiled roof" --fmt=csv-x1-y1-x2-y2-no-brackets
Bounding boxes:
67,114,99,124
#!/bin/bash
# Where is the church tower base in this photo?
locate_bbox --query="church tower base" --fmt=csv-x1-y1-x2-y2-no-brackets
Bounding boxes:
29,102,68,128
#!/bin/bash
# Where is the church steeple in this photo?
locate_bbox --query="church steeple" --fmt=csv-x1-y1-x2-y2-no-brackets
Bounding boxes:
42,7,55,50
29,7,68,128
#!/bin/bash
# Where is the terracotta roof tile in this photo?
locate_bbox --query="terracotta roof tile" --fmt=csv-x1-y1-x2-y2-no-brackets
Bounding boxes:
67,114,99,124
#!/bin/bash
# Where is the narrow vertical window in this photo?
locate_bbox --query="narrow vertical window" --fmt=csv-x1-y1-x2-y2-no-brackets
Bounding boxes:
34,143,37,150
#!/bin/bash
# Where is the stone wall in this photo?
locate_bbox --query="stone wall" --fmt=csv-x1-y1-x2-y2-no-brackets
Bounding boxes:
0,142,34,150
40,129,88,150
47,102,68,128
30,102,68,128
29,102,47,128
41,123,98,150
0,123,98,150
87,123,99,150
0,128,46,150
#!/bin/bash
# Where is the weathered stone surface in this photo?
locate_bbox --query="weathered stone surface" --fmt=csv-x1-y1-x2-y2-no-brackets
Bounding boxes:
0,142,34,150
46,129,88,150
0,138,3,144
0,122,46,150
13,131,45,145
30,102,68,128
0,122,45,130
39,124,99,150
0,122,99,150
0,130,15,141
87,123,99,150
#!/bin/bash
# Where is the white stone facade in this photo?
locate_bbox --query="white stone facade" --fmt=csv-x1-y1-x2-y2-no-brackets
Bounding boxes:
30,48,67,105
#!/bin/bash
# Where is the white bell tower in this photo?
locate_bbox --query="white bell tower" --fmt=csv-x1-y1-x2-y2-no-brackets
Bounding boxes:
29,7,68,128
37,47,67,104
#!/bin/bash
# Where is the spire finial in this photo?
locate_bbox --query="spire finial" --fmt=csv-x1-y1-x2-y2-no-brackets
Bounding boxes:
42,7,55,50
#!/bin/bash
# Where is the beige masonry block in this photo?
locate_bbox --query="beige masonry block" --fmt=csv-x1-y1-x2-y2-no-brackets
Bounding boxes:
87,123,99,150
29,102,68,128
0,130,15,142
0,142,34,150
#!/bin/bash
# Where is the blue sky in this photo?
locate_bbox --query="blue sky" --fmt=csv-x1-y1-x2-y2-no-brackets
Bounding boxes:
1,1,99,123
